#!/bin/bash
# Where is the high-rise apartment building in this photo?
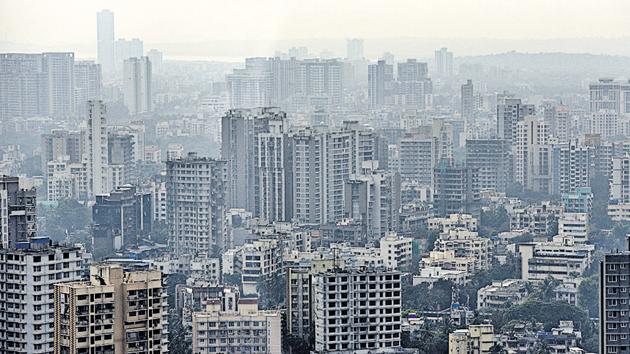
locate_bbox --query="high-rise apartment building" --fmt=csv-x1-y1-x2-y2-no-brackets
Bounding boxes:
74,61,102,117
396,59,432,109
54,264,168,354
107,132,136,189
96,9,115,75
192,297,281,354
0,53,45,121
92,185,152,259
226,58,272,109
398,133,436,187
589,78,630,114
368,60,394,108
166,153,228,256
313,269,403,352
600,248,630,354
123,56,152,115
0,175,37,249
114,38,143,72
346,38,364,61
221,108,289,222
42,52,75,118
288,127,324,225
514,116,551,193
496,97,536,146
551,140,592,195
0,239,84,354
84,100,109,197
461,79,475,124
433,162,481,217
465,139,510,192
40,129,83,172
344,170,401,239
434,47,453,76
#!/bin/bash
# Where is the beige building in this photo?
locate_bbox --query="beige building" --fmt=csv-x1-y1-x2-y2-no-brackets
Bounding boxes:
192,297,281,354
449,324,494,354
432,228,492,271
54,264,168,354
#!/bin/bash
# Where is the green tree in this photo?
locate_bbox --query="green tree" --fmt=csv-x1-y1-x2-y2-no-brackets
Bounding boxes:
578,275,599,317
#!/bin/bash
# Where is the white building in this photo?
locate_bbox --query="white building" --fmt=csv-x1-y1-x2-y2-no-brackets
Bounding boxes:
380,232,413,271
313,269,403,353
238,239,282,295
558,213,589,243
84,100,109,197
123,56,152,115
433,228,491,271
192,297,281,354
477,279,530,311
519,234,595,283
0,241,84,354
166,153,229,256
428,214,478,232
514,116,551,193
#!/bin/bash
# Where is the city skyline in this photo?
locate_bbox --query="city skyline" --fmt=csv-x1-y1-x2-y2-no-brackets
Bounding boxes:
3,0,630,60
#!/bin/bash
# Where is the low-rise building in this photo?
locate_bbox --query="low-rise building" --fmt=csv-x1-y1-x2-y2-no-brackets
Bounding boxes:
428,213,478,232
433,228,492,271
448,324,495,354
558,213,589,243
477,279,530,311
518,235,595,283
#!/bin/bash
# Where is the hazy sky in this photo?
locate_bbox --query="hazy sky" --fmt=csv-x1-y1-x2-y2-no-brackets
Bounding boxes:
2,0,630,58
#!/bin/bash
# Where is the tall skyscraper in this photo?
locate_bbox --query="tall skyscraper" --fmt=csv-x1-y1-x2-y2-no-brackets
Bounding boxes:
0,176,37,248
346,38,364,61
42,52,75,118
433,161,480,216
397,59,428,81
514,116,552,193
107,132,136,189
396,59,432,109
114,38,143,72
461,79,475,123
147,48,163,73
496,97,536,146
85,100,109,197
40,129,83,172
398,133,436,187
123,56,152,115
551,140,592,195
54,264,168,354
589,78,630,114
288,127,325,225
465,139,511,193
0,53,45,121
73,61,102,117
96,10,115,75
167,153,228,255
221,108,289,222
226,58,272,109
1,240,84,354
368,60,394,108
344,169,401,239
434,47,453,76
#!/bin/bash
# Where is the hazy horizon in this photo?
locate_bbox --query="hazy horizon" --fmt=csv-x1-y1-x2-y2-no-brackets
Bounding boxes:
3,0,630,60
